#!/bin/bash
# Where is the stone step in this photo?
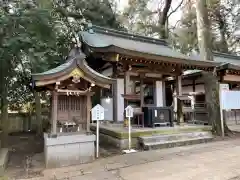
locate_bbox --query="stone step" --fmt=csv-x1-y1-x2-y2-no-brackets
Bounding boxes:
142,137,213,150
139,131,212,144
138,131,213,150
0,148,9,176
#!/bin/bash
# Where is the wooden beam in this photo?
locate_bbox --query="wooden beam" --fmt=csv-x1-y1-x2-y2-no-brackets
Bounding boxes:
118,55,215,72
119,64,179,76
118,75,163,82
223,74,240,82
103,53,120,62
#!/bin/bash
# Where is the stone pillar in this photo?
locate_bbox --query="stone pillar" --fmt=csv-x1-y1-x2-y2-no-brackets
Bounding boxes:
155,81,165,107
51,91,58,134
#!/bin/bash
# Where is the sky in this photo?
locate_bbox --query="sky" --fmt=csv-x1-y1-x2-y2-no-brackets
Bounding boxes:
117,0,183,26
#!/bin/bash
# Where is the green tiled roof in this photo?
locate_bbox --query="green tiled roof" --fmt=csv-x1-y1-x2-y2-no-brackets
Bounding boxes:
32,59,74,77
184,52,240,77
79,25,219,67
31,48,115,87
80,31,190,60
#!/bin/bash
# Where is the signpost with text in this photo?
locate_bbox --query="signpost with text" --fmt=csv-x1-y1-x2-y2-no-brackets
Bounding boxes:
91,104,105,158
123,105,137,154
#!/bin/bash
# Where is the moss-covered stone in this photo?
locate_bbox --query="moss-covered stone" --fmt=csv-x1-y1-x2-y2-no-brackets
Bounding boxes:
90,125,212,140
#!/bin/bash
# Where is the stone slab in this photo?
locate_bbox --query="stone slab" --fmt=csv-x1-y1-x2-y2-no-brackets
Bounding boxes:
143,137,213,150
44,133,95,168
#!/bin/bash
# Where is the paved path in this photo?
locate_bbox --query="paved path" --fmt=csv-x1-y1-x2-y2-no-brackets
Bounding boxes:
18,138,240,180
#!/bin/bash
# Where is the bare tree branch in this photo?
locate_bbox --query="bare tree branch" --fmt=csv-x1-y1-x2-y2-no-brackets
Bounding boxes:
168,0,184,18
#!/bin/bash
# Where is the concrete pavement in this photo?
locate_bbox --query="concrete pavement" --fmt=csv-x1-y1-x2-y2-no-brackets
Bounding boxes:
18,138,240,180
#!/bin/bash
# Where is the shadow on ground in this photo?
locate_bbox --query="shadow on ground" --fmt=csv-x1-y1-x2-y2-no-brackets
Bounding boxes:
6,131,45,179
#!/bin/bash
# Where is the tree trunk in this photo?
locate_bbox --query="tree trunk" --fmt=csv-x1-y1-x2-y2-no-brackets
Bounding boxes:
177,99,184,124
196,0,213,61
202,71,221,135
158,0,172,39
1,83,9,148
214,5,228,53
196,0,224,136
34,91,42,136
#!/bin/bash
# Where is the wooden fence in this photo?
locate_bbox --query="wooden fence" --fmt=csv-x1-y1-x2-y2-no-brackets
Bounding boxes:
2,112,49,133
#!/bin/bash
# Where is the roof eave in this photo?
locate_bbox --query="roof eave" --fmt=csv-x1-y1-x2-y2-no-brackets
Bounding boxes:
85,45,219,69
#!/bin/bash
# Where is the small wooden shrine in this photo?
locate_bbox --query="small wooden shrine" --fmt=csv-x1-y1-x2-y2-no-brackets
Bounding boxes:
31,46,114,168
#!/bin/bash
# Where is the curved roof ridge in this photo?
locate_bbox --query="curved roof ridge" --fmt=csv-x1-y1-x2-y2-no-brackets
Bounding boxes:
85,24,168,46
32,48,115,87
213,51,240,60
32,59,74,77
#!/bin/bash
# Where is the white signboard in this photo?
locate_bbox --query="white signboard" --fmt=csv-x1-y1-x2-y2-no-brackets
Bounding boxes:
221,91,240,110
125,105,133,118
219,83,230,137
91,104,104,121
91,104,105,159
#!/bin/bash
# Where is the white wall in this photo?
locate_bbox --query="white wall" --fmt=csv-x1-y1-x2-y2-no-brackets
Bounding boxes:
101,98,113,121
155,81,165,107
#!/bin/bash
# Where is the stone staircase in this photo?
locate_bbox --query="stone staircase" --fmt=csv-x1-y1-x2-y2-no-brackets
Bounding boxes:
138,131,213,150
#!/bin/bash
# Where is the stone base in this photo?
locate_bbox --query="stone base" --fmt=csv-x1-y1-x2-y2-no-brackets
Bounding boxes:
44,133,95,168
91,124,212,150
99,133,139,150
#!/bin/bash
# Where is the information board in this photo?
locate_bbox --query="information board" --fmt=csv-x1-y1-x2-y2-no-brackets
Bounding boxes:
221,91,240,110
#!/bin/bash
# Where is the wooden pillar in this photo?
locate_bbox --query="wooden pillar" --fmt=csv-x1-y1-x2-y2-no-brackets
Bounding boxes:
51,91,58,134
86,93,91,132
123,67,131,121
176,76,182,96
112,63,118,122
176,75,184,124
193,79,196,92
124,70,131,95
140,74,144,107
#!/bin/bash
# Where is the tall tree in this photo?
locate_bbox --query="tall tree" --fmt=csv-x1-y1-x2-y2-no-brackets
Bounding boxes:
195,0,224,135
0,0,123,141
173,0,240,54
121,0,183,39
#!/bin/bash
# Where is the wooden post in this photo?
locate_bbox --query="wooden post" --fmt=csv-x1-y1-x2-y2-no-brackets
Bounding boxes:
124,70,131,95
140,74,144,107
51,91,58,134
112,63,118,122
176,76,182,96
86,93,91,132
193,79,196,92
176,75,184,124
